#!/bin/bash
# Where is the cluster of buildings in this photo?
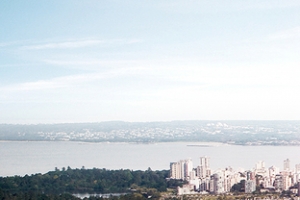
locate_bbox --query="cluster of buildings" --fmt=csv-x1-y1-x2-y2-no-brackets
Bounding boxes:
36,127,196,142
170,157,300,195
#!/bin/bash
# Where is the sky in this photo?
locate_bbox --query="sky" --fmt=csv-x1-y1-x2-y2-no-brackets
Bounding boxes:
1,0,300,124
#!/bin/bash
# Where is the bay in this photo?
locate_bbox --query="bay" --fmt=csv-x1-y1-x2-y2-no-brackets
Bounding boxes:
0,141,299,177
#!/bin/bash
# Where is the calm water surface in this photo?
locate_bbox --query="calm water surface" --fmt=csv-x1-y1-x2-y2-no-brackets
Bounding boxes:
1,141,300,176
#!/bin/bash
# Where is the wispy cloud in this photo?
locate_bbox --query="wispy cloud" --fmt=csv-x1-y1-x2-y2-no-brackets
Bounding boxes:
43,59,140,66
0,66,149,92
20,38,142,50
0,74,105,92
21,40,105,50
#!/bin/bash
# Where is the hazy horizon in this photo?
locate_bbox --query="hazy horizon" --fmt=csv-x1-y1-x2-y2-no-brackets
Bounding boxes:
1,119,300,126
1,1,300,124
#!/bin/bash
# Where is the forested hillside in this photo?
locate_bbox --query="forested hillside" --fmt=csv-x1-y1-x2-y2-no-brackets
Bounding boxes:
0,167,184,200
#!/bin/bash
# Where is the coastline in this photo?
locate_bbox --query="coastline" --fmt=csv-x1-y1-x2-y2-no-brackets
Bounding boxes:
1,139,300,146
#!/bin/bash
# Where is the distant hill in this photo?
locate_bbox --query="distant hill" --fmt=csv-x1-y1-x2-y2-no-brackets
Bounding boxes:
0,121,300,145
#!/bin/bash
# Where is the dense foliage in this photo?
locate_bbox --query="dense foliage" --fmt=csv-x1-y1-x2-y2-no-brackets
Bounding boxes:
230,180,245,193
0,190,80,200
0,190,153,200
0,167,184,199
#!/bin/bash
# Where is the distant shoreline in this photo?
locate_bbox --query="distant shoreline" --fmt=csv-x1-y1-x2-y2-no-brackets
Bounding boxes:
1,121,300,146
1,140,300,146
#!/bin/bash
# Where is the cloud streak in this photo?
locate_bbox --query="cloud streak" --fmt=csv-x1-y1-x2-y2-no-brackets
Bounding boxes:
43,59,141,67
22,40,105,50
20,39,142,50
0,66,151,92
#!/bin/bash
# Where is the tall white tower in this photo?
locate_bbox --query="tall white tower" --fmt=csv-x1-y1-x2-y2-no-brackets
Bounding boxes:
197,156,211,178
200,156,210,168
170,159,193,180
284,159,290,171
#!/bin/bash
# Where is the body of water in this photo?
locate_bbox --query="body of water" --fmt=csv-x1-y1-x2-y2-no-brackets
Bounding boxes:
1,141,299,176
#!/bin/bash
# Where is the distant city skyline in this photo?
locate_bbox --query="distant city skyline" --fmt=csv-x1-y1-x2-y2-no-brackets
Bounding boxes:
1,1,300,124
171,157,300,195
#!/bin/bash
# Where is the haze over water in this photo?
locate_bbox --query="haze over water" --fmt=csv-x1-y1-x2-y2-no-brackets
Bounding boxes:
1,141,300,177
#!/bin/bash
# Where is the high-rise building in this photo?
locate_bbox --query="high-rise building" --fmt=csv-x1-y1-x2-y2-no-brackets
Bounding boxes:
211,171,225,194
274,174,283,191
269,166,279,187
184,159,193,179
281,171,291,191
255,161,267,176
256,160,265,169
200,156,210,168
245,180,256,193
298,182,300,197
197,156,211,178
269,166,279,177
170,162,182,179
245,171,256,193
170,159,193,180
199,178,210,192
295,164,300,173
284,159,290,171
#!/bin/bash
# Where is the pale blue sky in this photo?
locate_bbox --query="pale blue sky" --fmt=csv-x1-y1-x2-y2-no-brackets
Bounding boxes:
1,0,300,123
